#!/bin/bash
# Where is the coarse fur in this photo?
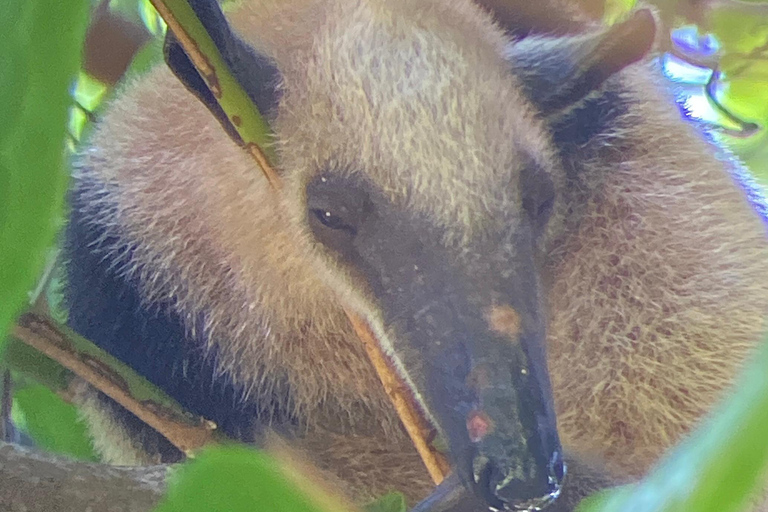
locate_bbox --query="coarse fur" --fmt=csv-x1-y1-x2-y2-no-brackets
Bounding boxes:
66,0,768,508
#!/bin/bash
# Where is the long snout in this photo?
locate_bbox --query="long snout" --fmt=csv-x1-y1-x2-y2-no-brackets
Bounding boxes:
465,313,564,510
348,212,564,509
404,298,564,510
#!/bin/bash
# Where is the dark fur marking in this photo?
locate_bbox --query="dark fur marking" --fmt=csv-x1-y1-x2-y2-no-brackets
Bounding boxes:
513,42,630,187
163,34,243,144
551,86,628,153
64,176,293,455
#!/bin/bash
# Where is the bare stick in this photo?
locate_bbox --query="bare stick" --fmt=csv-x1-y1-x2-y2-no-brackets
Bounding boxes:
12,312,216,456
346,312,450,484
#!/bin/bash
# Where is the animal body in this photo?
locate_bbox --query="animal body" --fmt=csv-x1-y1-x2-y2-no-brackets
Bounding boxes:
65,0,768,510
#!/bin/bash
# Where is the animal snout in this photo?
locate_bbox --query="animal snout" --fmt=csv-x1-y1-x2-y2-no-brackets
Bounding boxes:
472,448,564,511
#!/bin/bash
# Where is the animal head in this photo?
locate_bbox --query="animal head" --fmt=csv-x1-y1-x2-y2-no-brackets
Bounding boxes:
165,0,656,508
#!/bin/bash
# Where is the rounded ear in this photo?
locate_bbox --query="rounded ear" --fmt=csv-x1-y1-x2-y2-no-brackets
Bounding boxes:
163,0,282,144
506,8,658,116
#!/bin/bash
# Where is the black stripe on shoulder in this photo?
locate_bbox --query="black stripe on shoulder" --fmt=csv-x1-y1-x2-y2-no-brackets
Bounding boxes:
64,178,292,445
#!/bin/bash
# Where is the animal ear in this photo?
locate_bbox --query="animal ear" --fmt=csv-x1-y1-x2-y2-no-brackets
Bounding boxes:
507,8,657,116
163,0,282,144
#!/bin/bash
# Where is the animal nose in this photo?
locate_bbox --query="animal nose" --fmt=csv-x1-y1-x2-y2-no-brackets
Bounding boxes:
472,449,565,510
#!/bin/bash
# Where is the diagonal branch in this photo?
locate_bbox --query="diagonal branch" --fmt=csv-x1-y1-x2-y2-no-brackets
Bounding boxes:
147,0,281,190
12,312,217,456
346,313,451,483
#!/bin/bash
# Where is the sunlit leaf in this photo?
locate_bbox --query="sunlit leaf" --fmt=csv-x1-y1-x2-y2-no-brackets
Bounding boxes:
716,78,768,124
707,8,768,55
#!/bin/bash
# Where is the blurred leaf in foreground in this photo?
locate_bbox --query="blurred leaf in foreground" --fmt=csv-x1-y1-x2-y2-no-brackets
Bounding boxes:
154,445,356,512
0,0,89,340
12,383,98,461
365,492,408,512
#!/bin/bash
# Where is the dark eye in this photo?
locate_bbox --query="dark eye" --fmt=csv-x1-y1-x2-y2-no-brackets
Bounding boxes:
306,174,372,255
311,208,358,235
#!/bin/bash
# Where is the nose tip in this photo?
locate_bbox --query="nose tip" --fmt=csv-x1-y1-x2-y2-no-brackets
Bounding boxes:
473,451,565,510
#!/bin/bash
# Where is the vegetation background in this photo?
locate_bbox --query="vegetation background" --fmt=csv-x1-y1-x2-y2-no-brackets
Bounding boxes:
1,0,768,511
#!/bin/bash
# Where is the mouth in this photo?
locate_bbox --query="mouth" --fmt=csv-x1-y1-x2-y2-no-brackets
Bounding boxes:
472,449,564,511
409,464,563,512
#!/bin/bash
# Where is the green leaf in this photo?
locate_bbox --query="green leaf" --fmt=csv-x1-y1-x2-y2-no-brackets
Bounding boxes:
705,0,768,149
3,338,72,392
154,446,351,512
365,492,408,512
717,75,768,126
0,0,89,340
13,383,98,461
725,131,768,188
707,7,768,55
576,336,768,512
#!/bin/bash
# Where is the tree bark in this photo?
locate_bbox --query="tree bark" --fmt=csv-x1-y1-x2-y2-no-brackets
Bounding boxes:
0,442,167,512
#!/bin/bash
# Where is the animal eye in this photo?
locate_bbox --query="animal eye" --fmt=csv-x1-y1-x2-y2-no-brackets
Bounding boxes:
305,174,372,253
311,208,357,235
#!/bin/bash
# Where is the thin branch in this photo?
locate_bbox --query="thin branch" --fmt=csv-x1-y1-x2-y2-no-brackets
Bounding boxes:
12,312,217,456
147,0,281,190
346,312,450,484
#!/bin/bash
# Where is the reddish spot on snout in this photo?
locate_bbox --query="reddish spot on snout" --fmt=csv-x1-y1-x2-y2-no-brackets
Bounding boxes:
486,305,521,340
467,409,494,443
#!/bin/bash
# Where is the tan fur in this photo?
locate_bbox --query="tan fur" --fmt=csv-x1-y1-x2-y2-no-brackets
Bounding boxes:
74,0,768,506
546,70,768,476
